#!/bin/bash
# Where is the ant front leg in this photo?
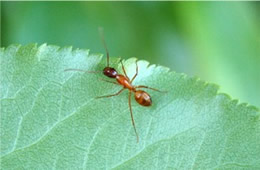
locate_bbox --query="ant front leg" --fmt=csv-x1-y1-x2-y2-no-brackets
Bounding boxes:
120,60,130,80
96,88,125,99
135,85,166,93
98,78,120,86
130,60,138,83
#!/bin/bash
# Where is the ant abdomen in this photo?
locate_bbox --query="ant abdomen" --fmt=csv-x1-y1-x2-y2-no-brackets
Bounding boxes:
134,90,152,106
103,67,118,78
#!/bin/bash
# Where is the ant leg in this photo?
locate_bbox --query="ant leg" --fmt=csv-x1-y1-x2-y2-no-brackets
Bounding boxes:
98,78,120,86
120,60,130,80
135,85,166,93
96,88,125,98
130,60,138,83
128,91,139,143
64,69,102,74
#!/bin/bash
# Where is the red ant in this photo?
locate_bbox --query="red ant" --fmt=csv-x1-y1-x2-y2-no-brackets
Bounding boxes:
65,29,162,142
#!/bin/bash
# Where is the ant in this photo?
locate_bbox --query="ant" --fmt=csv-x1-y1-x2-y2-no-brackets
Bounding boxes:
65,28,163,142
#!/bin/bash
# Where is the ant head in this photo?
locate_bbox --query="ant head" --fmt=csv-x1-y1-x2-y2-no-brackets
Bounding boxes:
103,67,118,78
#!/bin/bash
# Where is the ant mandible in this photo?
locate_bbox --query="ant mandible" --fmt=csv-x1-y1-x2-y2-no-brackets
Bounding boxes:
65,28,162,142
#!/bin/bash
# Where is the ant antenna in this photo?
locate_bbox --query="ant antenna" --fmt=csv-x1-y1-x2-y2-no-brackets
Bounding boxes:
98,27,110,67
64,69,102,74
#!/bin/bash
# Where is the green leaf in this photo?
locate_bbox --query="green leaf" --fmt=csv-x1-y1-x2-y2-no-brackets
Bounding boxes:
1,44,260,169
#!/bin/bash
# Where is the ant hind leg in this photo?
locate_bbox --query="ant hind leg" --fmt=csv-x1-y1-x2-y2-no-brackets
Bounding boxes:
128,91,139,143
135,85,166,93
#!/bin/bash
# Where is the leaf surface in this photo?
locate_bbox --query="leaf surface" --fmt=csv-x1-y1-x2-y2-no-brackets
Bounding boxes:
1,44,260,169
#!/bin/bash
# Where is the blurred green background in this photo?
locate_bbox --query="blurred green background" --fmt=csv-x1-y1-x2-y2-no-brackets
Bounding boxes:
1,2,260,107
